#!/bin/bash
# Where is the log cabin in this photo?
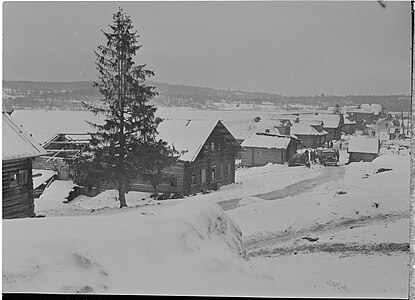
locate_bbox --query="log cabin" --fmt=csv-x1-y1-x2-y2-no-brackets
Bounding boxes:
343,115,357,135
290,123,327,149
240,133,300,167
347,136,380,163
295,113,344,142
2,112,48,219
99,119,243,196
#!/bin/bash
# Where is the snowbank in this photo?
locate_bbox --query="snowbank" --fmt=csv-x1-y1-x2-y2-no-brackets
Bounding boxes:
3,199,276,295
71,190,153,210
229,153,409,237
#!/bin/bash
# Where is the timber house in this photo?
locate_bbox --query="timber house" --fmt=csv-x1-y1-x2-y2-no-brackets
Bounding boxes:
100,119,243,196
240,133,299,167
347,136,380,163
2,112,48,219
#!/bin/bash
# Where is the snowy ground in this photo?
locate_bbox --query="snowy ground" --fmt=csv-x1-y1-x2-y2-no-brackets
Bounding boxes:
3,148,409,296
3,109,410,297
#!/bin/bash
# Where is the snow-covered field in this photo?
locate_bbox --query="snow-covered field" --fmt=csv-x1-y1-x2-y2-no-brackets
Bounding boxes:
3,108,411,297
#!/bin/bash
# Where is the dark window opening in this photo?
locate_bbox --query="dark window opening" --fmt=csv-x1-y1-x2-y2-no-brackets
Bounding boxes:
10,173,18,187
211,166,217,180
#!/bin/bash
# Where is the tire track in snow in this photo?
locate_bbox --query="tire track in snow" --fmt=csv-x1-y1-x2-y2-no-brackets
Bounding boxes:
249,242,410,257
219,165,345,210
245,210,408,255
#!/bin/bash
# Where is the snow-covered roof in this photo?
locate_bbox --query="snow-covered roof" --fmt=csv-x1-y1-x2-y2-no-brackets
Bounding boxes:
343,115,356,125
361,104,383,115
241,134,292,149
272,112,342,129
346,106,373,114
291,123,327,136
32,169,58,190
348,136,379,154
157,119,241,162
299,113,342,128
223,119,282,141
2,113,48,161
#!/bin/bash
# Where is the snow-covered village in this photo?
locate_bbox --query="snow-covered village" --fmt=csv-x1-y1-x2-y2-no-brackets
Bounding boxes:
2,2,412,298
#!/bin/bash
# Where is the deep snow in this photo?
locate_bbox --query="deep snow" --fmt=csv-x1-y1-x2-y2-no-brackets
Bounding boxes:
3,109,410,297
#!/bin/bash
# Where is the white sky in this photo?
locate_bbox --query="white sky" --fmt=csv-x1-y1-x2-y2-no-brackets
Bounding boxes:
2,1,411,96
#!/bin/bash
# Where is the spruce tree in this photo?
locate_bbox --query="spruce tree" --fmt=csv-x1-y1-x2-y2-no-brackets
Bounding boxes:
79,8,175,208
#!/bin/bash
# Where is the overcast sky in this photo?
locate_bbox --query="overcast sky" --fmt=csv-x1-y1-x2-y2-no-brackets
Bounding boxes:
3,1,411,96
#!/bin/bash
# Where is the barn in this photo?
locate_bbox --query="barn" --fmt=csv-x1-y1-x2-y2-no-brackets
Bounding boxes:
347,136,380,163
240,133,299,167
99,119,242,196
2,112,48,219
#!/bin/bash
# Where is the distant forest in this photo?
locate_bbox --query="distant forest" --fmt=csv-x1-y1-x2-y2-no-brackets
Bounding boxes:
2,80,411,112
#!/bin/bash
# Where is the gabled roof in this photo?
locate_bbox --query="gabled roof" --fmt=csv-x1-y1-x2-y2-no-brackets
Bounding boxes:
343,115,356,125
272,112,342,129
346,106,373,114
157,119,241,162
348,136,379,154
223,119,282,141
2,112,48,161
361,104,383,115
299,113,342,129
241,133,292,149
291,123,327,136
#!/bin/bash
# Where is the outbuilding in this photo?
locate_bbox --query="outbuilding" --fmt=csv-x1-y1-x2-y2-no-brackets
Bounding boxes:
347,136,380,163
2,112,48,219
240,133,299,167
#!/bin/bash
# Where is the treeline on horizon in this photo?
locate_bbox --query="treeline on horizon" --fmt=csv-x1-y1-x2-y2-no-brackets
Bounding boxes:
2,80,411,112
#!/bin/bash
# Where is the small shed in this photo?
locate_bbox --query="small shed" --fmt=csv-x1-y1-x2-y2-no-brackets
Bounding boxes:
33,133,91,180
347,136,379,163
2,112,48,219
240,133,299,167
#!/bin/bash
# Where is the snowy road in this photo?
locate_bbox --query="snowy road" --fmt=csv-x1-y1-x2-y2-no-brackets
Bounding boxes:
247,210,409,257
219,165,345,210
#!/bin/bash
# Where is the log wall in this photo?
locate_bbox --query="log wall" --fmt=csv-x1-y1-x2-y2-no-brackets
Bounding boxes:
2,158,35,219
33,156,71,180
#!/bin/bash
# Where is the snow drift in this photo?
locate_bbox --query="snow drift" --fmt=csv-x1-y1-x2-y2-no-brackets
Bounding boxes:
3,198,274,295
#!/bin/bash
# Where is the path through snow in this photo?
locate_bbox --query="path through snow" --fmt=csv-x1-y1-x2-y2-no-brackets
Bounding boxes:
247,210,409,257
219,164,345,210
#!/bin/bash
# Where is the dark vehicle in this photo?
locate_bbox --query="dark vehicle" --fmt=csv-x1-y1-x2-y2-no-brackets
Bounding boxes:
315,147,325,163
288,153,309,167
321,149,338,166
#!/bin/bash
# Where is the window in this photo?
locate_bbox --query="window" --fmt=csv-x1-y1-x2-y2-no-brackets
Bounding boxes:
227,163,232,177
210,141,215,151
215,139,221,151
170,177,177,187
19,170,28,185
201,169,206,184
191,173,196,185
204,144,209,154
211,166,217,180
10,173,18,187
